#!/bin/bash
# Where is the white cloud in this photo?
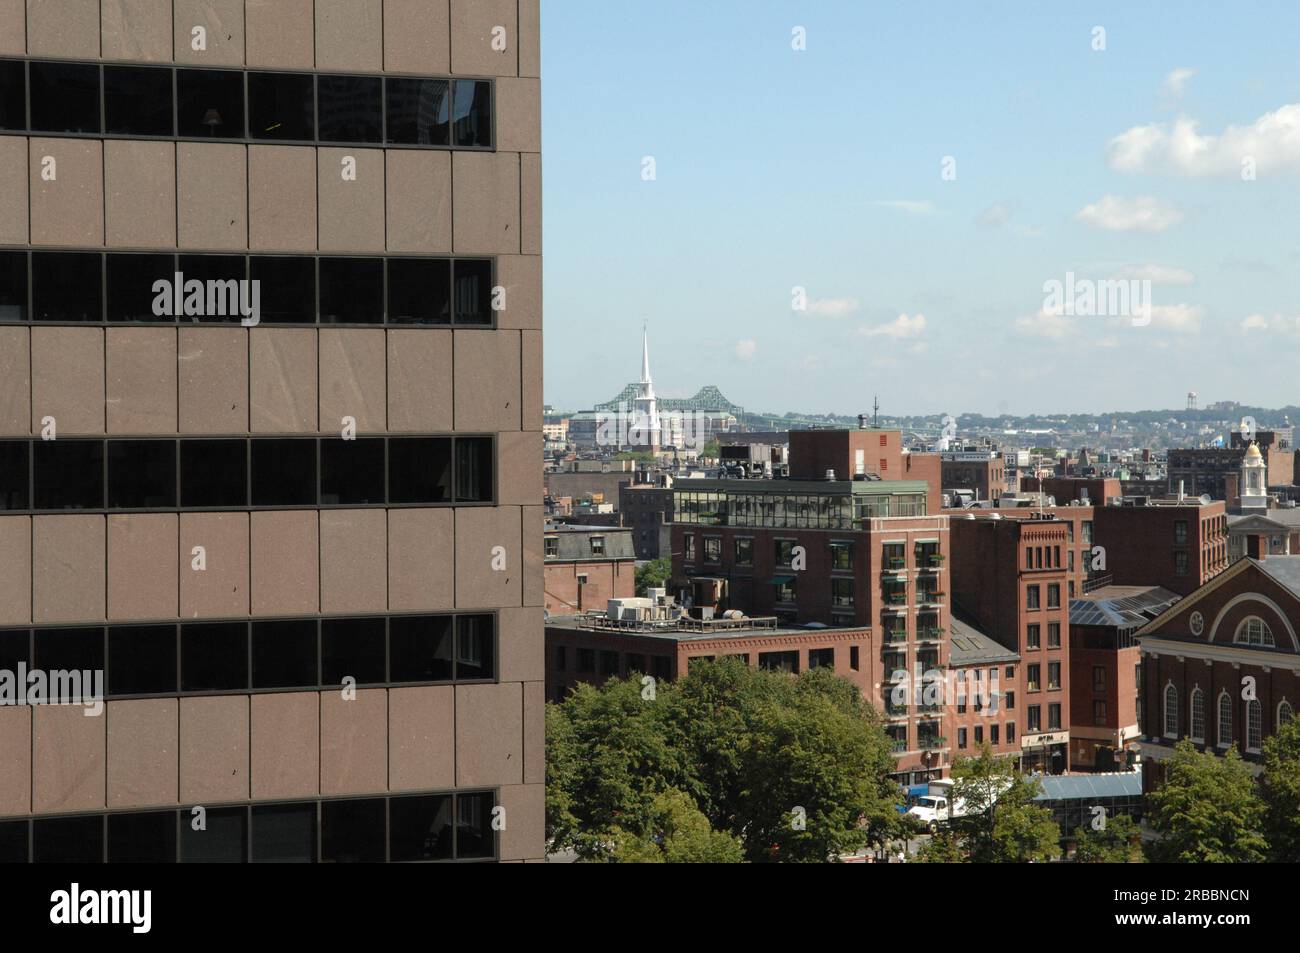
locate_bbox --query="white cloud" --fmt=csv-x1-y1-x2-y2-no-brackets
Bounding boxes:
1015,309,1074,339
868,200,938,215
976,201,1014,227
1112,263,1195,284
1163,67,1197,98
734,339,758,361
1242,313,1300,334
804,297,860,318
860,313,926,339
1075,194,1183,232
1015,303,1202,337
1138,303,1203,333
1108,103,1300,176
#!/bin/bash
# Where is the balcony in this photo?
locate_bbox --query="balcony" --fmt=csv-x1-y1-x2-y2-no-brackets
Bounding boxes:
917,625,945,641
884,592,908,607
917,591,945,606
883,628,908,645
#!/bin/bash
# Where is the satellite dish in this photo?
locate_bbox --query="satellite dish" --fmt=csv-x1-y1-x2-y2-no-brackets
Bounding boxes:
1199,494,1212,506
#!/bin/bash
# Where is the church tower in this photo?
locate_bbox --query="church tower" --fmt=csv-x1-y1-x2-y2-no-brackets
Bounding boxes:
631,326,662,452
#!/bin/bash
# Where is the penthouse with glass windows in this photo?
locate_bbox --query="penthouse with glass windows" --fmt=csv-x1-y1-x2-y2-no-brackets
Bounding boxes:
0,0,543,863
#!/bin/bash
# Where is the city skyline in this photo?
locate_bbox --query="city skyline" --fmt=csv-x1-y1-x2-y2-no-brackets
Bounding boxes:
542,1,1300,416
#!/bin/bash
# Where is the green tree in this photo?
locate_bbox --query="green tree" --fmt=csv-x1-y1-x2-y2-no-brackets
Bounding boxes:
1073,813,1141,863
915,829,965,863
634,557,672,596
546,661,901,862
545,678,686,860
951,746,1060,863
1145,740,1267,863
610,789,744,863
734,682,899,862
1259,718,1300,861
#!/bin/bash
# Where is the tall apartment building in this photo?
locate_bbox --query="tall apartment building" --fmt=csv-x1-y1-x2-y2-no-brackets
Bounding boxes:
0,0,543,863
671,429,953,786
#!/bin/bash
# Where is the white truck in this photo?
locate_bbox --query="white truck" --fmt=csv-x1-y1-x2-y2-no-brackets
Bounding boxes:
906,777,1012,832
906,780,964,832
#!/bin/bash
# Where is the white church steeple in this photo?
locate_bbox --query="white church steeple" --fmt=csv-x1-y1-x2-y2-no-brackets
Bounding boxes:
632,324,661,452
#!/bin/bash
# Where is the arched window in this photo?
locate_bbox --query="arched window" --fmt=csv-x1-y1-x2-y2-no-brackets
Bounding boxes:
1280,700,1295,726
1164,683,1179,738
1190,688,1205,742
1248,699,1263,751
1218,692,1233,746
1234,616,1276,647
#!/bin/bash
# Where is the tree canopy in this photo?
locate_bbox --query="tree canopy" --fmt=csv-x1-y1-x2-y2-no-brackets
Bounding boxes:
1144,740,1267,863
546,658,905,862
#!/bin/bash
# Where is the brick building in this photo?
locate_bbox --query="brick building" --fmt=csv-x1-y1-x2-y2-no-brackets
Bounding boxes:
619,482,674,559
543,525,636,617
671,429,951,784
1137,556,1300,788
950,514,1072,772
948,617,1021,760
1068,585,1179,771
544,613,872,705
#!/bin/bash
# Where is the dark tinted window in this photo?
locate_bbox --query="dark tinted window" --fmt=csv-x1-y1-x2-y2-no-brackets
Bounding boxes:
252,803,316,863
321,617,386,686
319,257,383,324
387,258,450,324
181,806,246,863
456,615,494,680
104,65,173,136
0,628,29,674
0,250,26,321
389,437,451,504
181,622,248,692
29,61,99,133
252,619,317,688
107,440,177,508
108,625,177,696
180,439,248,507
250,256,315,323
389,615,453,682
390,794,453,861
33,440,104,510
178,254,248,324
0,60,24,131
34,627,104,676
108,811,176,862
453,259,493,325
32,252,101,321
317,74,382,142
320,438,385,505
177,68,244,138
455,437,493,502
455,792,496,858
386,77,449,145
0,820,26,863
33,815,102,863
0,441,29,510
107,253,175,322
321,798,385,863
452,80,491,147
251,438,316,506
248,71,314,141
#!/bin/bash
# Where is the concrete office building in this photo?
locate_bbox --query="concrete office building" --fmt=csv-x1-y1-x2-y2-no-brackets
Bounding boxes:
0,0,542,863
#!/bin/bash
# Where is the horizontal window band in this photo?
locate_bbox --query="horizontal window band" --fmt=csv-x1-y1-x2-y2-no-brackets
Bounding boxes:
0,58,496,150
0,789,501,863
0,612,502,698
0,435,497,511
0,250,500,328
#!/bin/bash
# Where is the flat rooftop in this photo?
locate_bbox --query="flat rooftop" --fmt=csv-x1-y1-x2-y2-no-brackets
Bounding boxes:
544,613,867,643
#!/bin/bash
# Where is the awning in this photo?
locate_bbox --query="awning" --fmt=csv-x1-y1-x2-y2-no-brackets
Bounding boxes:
770,575,796,585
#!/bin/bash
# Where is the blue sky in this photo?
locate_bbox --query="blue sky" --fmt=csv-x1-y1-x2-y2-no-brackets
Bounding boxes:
540,1,1300,417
